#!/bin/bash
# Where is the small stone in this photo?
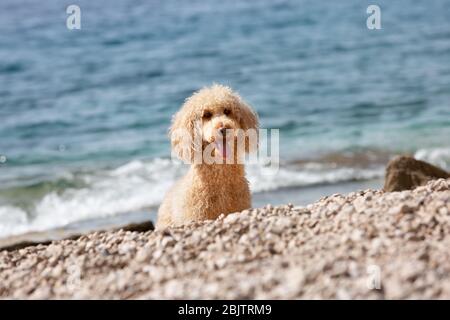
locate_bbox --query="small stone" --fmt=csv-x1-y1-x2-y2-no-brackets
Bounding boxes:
152,249,163,261
224,213,239,224
350,229,363,242
135,249,151,262
161,236,175,248
270,217,292,235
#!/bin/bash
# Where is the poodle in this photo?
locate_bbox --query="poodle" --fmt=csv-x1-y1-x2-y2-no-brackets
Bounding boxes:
156,84,259,228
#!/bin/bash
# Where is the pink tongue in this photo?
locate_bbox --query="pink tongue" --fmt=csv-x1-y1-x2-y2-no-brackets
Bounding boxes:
215,139,229,159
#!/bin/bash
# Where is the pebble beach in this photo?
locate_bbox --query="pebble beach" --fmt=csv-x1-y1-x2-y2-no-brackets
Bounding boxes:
1,178,449,299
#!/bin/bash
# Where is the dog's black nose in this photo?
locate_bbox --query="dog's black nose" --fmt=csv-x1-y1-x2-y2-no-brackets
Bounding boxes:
219,127,227,136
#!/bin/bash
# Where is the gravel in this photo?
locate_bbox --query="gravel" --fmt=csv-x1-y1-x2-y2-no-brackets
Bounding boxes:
1,179,450,299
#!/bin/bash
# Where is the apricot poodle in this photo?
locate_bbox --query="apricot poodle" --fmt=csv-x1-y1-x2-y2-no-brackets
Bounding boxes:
156,84,259,228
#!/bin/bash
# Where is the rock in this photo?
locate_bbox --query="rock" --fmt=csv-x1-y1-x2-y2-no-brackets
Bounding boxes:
384,156,449,192
120,221,155,233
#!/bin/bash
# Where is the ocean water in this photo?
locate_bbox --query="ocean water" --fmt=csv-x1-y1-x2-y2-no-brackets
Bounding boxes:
0,0,449,238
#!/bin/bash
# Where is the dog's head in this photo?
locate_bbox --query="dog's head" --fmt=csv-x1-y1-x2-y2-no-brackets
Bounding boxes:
169,84,259,163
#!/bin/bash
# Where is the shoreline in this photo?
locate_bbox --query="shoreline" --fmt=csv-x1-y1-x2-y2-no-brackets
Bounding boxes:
1,178,449,299
0,178,383,251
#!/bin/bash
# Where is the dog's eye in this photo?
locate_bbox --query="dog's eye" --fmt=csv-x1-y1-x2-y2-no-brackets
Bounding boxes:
224,108,231,116
203,111,212,119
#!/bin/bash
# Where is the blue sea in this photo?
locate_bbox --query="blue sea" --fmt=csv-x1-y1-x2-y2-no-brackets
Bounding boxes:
0,0,449,239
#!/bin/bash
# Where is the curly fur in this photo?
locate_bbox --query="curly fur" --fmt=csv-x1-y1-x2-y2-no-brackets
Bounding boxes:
156,84,259,228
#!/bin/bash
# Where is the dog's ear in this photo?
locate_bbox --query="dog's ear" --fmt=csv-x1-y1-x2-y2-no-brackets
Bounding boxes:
239,102,259,132
238,101,259,153
169,107,202,163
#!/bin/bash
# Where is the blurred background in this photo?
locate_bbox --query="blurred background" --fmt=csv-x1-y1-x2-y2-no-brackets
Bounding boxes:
0,0,449,238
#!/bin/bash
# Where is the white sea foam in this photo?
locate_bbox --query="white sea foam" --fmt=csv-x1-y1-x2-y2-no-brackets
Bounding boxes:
0,206,31,239
0,158,185,238
0,157,386,238
247,164,383,192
